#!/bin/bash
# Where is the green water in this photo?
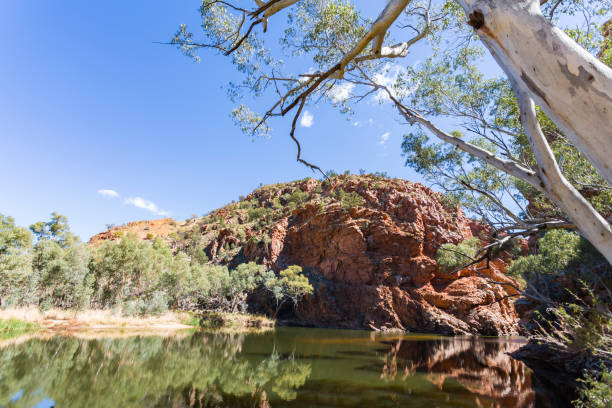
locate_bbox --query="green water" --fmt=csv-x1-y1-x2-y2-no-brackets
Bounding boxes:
0,328,540,408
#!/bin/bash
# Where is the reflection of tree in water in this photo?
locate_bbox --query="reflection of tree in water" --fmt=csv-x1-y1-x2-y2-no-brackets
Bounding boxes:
0,332,311,408
379,337,536,408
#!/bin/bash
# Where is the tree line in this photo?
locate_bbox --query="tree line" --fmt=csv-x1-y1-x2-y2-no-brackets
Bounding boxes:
0,213,312,317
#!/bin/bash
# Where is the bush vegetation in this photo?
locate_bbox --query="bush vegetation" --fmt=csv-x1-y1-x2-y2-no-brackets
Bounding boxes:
435,237,481,272
507,230,605,277
0,213,313,320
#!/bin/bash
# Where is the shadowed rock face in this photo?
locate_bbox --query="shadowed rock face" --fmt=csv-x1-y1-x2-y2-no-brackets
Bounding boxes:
90,175,521,335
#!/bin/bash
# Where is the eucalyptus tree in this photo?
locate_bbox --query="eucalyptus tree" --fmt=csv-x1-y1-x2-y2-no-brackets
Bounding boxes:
172,0,612,262
30,212,77,248
0,215,33,306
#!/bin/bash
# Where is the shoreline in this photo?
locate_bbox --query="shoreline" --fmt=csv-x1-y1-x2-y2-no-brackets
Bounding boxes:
0,308,275,344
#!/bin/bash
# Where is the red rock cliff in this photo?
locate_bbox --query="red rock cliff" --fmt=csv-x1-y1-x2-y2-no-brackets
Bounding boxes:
91,175,520,335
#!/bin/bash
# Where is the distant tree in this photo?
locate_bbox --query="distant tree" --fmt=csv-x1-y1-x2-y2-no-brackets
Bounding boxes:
227,262,267,312
89,233,152,307
32,239,92,310
30,212,76,248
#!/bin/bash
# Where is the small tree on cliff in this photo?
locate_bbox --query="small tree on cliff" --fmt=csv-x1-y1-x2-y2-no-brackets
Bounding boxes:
172,0,612,264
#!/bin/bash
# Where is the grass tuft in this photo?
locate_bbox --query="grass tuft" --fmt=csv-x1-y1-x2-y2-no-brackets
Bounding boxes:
0,318,40,340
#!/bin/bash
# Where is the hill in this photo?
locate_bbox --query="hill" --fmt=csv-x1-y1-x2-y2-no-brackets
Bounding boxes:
90,174,520,335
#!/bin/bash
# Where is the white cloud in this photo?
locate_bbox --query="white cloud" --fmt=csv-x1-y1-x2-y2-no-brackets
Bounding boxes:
372,63,411,103
300,110,314,128
124,197,170,217
328,82,355,103
353,121,360,127
98,189,119,198
379,132,390,145
299,67,316,83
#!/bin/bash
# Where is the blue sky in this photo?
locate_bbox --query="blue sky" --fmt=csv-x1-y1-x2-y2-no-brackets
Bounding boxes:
0,1,496,240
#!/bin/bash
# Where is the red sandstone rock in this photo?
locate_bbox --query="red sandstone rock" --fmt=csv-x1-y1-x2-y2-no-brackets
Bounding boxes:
251,178,520,335
90,175,521,335
88,218,177,246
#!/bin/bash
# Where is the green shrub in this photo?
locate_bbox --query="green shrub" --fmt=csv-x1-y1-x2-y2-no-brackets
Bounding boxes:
143,291,169,316
122,291,168,317
248,207,267,222
271,197,283,210
287,188,309,206
341,191,364,209
574,367,612,408
190,248,209,266
436,237,481,272
198,312,225,328
507,230,604,277
317,201,325,214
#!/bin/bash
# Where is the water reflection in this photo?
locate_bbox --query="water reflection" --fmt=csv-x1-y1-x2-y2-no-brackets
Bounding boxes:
377,337,535,407
0,328,545,408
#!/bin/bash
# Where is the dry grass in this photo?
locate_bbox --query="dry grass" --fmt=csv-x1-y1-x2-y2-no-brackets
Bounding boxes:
0,307,194,332
0,308,274,347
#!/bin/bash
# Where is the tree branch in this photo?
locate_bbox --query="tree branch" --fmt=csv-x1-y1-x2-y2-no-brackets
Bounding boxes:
514,87,612,264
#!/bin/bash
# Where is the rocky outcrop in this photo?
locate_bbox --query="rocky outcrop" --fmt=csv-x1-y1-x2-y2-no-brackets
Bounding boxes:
242,177,520,335
90,175,521,335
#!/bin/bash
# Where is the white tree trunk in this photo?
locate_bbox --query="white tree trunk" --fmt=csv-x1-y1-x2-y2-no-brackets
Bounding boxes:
515,89,612,264
457,0,612,187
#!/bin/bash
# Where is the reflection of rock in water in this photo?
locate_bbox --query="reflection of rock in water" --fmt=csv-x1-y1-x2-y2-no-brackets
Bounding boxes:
0,331,558,408
380,338,537,408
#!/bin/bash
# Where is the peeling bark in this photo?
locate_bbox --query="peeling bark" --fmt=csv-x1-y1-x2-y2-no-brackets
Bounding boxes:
457,0,612,186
